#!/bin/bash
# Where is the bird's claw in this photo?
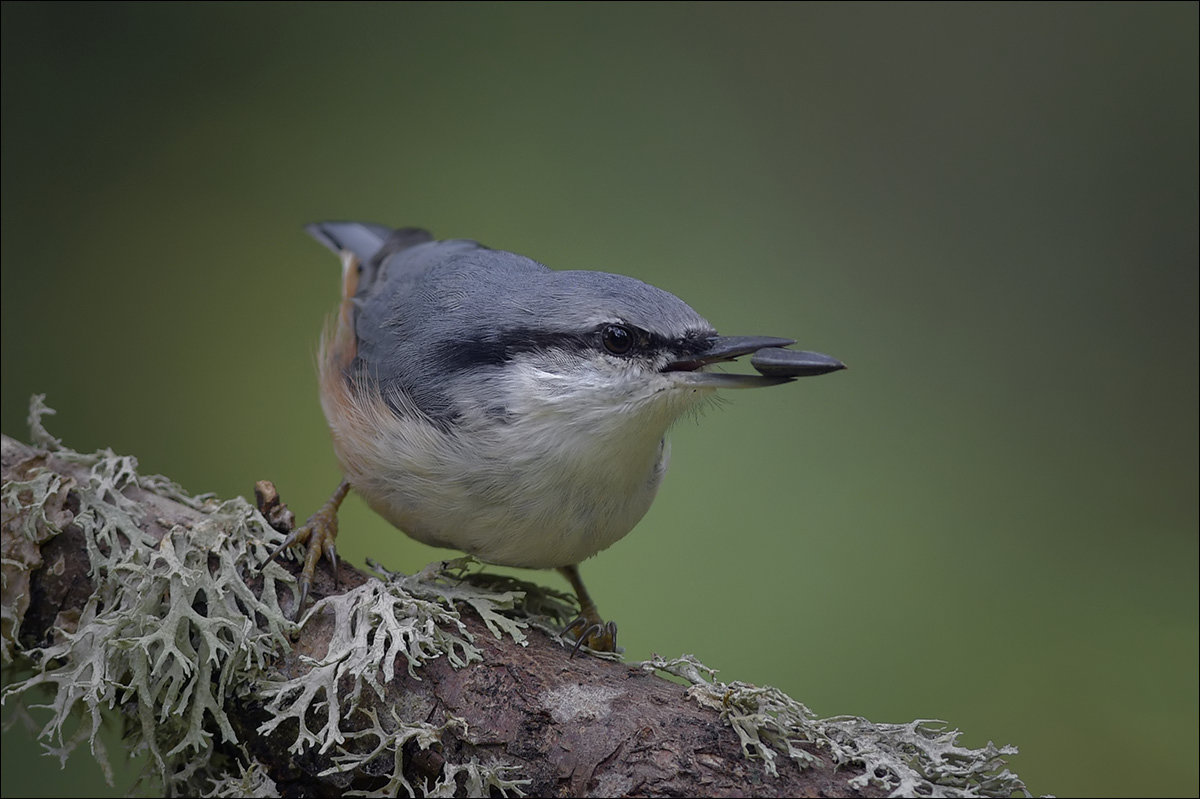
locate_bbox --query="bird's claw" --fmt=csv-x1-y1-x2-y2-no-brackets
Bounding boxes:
262,483,347,619
563,616,618,656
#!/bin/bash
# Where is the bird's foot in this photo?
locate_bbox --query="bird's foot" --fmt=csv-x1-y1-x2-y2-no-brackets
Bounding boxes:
261,480,350,618
557,563,619,655
562,614,618,656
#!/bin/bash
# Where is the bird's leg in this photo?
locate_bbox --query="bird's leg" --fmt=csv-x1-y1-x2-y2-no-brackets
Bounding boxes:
263,479,351,617
558,564,618,654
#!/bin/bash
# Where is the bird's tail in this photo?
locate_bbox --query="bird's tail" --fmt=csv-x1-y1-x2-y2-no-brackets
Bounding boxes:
305,221,434,374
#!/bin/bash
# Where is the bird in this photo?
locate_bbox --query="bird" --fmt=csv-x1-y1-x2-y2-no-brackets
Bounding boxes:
269,222,844,652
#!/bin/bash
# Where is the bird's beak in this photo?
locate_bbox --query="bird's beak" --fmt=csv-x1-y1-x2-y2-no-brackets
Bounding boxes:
665,335,845,388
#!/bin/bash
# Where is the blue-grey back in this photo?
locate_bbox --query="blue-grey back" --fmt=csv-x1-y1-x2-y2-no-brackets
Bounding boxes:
310,223,714,422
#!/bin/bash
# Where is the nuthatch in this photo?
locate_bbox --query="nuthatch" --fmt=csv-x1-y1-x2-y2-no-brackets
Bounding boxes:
272,222,844,652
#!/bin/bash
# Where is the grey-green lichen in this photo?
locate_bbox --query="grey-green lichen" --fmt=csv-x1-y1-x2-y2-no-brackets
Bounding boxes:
197,761,280,798
1,397,531,796
254,560,530,796
3,398,297,793
642,654,1033,798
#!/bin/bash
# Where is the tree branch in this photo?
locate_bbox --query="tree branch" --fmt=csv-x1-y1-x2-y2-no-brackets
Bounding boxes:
1,427,1031,798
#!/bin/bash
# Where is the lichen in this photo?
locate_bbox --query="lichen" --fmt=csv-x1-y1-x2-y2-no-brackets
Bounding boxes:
1,398,533,797
643,654,822,776
198,761,279,798
643,654,1034,798
316,709,526,797
254,558,534,796
1,450,69,663
3,398,296,794
818,715,1030,798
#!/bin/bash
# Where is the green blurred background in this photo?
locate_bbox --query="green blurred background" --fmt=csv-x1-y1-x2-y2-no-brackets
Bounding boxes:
2,2,1196,796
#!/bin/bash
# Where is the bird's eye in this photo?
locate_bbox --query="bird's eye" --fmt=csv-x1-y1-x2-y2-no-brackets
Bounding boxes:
601,324,635,355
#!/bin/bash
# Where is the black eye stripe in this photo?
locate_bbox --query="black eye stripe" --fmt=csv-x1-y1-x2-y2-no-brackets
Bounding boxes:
432,325,714,372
